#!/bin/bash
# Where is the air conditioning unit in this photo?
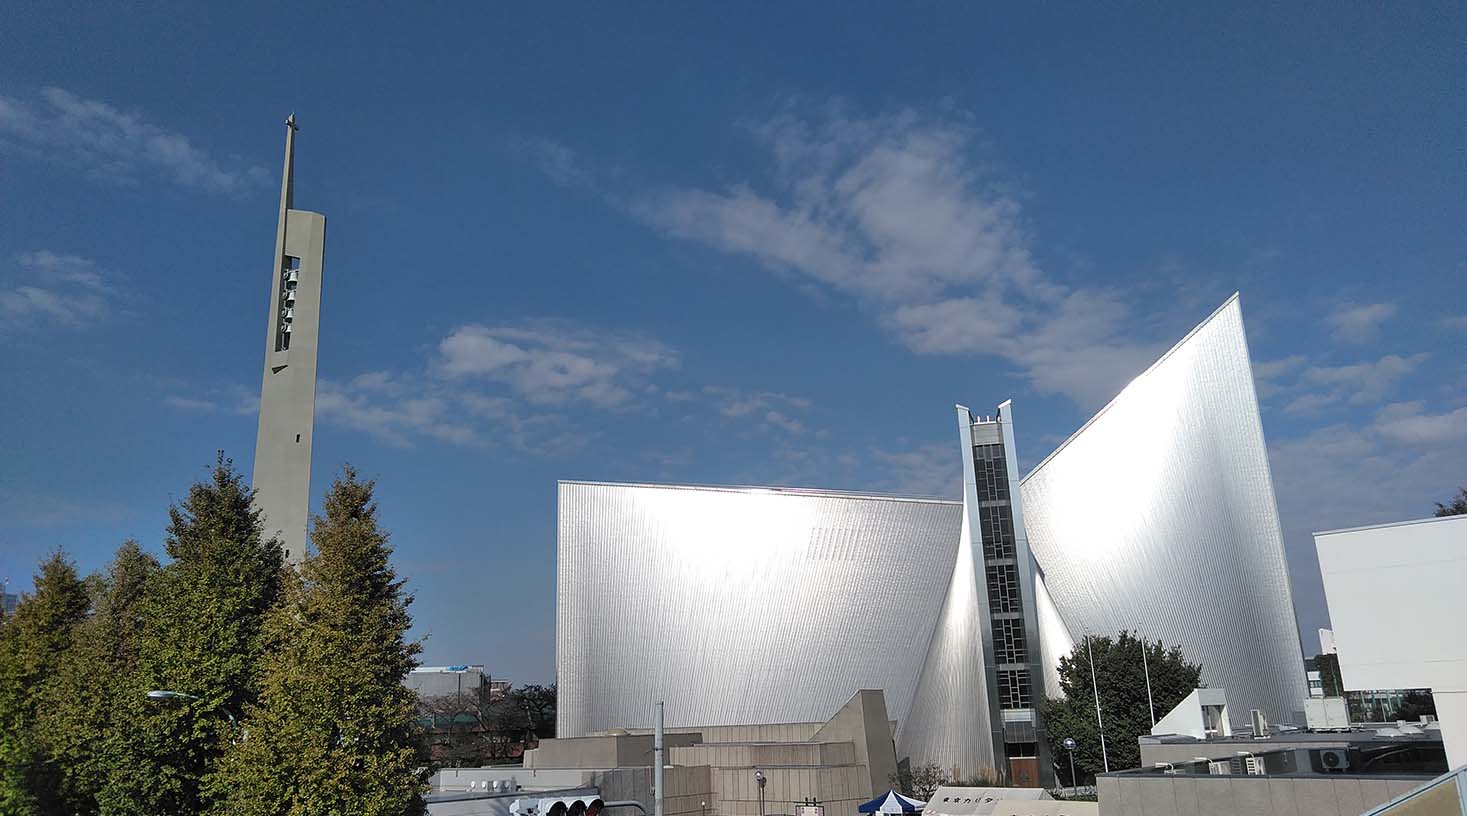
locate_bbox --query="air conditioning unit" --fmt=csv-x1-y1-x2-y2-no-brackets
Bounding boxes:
1318,748,1350,772
1245,756,1265,776
1208,761,1230,775
1250,709,1269,737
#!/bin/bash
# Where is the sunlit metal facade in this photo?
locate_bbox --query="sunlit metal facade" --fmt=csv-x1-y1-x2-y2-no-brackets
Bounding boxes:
556,293,1307,777
556,482,962,738
1020,294,1308,725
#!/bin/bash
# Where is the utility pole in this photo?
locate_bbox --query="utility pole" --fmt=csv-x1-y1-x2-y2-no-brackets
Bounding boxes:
1085,634,1109,773
1141,637,1156,728
654,701,665,816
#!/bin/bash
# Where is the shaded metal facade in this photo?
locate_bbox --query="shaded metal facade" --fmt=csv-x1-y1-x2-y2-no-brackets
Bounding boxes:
1020,294,1308,724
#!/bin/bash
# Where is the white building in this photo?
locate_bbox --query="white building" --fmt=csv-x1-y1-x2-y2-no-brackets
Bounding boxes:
1315,513,1467,767
558,294,1307,784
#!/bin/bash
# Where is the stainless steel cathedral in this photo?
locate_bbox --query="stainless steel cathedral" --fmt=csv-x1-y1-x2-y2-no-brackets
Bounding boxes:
555,294,1307,784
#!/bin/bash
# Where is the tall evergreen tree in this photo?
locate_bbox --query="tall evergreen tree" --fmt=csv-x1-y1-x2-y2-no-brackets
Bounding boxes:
211,466,426,816
1039,631,1202,781
0,552,91,814
1435,486,1467,517
98,454,283,816
37,541,160,816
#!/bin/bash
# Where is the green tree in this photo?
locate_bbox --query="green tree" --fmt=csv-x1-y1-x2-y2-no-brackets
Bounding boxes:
1313,652,1344,697
210,466,426,816
0,552,91,814
98,453,283,816
37,541,159,816
1039,631,1202,781
1434,487,1467,517
889,762,951,800
518,684,557,740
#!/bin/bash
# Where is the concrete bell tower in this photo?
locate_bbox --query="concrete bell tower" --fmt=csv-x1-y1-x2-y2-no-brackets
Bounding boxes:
252,114,326,565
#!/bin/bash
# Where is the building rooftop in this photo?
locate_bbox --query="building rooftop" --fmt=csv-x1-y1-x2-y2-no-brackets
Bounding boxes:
557,479,960,505
1142,724,1444,746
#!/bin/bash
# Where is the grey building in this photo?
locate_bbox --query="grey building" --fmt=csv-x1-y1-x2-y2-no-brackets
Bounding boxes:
252,115,326,565
408,665,490,701
1,592,17,616
556,294,1305,784
1097,742,1449,816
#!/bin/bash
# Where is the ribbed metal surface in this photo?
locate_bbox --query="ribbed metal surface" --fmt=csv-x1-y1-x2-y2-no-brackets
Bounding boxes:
1019,295,1308,723
896,506,995,774
557,482,962,737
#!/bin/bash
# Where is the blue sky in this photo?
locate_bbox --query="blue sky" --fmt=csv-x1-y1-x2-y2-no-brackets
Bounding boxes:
2,4,1463,683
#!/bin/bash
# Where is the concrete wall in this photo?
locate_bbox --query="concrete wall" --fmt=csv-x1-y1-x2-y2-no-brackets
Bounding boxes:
671,742,858,768
1097,774,1432,816
525,734,702,769
1316,515,1467,767
711,764,869,816
812,689,899,797
594,766,712,816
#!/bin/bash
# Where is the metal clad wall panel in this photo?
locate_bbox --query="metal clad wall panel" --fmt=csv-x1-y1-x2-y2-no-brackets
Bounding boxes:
557,483,962,736
1020,296,1308,723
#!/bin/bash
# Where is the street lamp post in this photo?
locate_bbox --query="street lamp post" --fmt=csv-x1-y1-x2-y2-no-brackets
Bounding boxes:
146,690,241,734
754,770,766,816
1061,737,1077,796
1084,635,1110,773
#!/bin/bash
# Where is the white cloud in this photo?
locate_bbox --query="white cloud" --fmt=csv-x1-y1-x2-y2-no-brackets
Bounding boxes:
869,442,961,499
1296,352,1430,409
1374,401,1467,447
1271,402,1467,543
317,381,476,448
698,385,813,434
305,322,681,454
1249,353,1308,399
1268,402,1467,638
162,395,219,413
0,87,267,194
763,410,805,434
614,105,1166,410
511,137,596,190
436,322,677,408
0,251,121,330
1324,301,1397,343
1439,314,1467,331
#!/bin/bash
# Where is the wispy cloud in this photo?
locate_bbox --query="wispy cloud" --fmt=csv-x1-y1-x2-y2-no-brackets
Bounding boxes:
307,322,680,454
0,87,268,195
1271,400,1467,542
1287,353,1430,413
1251,354,1308,400
696,385,813,435
1323,301,1397,344
869,442,960,498
162,395,219,413
538,103,1170,410
0,251,123,330
161,384,258,416
436,322,678,408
